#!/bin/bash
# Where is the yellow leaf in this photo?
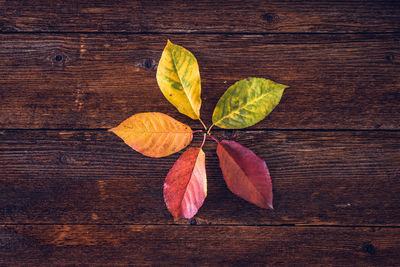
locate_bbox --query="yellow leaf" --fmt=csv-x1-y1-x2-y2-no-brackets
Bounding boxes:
109,112,193,158
156,40,201,120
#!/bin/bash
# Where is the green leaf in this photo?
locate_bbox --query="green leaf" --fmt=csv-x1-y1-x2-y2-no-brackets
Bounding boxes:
212,77,288,129
156,40,201,120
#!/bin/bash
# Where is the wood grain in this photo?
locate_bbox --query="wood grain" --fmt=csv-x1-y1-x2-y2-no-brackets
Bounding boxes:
1,130,399,226
0,225,398,265
0,34,399,129
1,0,399,265
0,0,399,33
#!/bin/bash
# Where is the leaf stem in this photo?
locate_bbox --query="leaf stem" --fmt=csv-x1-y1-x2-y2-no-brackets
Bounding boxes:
207,123,215,135
201,133,207,148
192,129,203,134
198,118,208,131
208,134,220,144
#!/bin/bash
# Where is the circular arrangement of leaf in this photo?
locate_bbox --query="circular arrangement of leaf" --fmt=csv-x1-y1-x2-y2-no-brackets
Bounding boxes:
110,40,288,219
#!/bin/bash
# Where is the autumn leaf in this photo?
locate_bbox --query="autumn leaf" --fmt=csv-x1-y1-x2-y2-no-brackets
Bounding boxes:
217,140,273,209
212,77,288,129
109,112,193,158
164,147,207,219
156,40,202,120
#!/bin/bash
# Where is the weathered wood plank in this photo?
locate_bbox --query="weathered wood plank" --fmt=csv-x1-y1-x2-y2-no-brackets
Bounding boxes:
0,34,399,129
0,0,399,33
1,130,399,225
0,225,398,266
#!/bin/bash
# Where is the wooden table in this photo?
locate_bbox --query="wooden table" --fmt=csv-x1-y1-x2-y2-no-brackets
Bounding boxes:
1,1,399,265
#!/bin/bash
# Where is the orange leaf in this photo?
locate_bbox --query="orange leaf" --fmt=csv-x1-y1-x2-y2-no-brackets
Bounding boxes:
163,147,207,219
109,112,193,158
217,140,273,209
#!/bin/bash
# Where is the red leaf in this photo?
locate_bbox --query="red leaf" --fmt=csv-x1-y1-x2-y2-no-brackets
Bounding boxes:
217,140,273,209
163,147,207,219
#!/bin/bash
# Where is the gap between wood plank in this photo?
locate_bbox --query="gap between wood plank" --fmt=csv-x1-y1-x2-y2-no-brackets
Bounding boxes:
1,128,400,132
1,31,400,35
1,223,399,228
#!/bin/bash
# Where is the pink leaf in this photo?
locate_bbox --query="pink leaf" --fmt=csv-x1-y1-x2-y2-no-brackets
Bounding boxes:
163,147,207,219
217,140,273,209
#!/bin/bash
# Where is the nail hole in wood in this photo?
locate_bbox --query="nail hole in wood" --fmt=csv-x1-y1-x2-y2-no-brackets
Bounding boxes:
362,243,376,255
386,54,395,62
261,13,279,24
144,58,154,70
55,55,63,62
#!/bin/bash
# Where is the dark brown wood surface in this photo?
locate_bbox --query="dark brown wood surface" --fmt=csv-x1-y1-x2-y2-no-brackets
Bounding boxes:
1,130,399,226
1,0,399,33
1,1,399,265
0,34,399,130
1,225,399,266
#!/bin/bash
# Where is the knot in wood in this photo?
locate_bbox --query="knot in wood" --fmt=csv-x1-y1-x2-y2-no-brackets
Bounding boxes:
55,55,63,62
261,13,280,24
386,54,395,63
362,243,376,255
142,58,156,71
51,52,67,66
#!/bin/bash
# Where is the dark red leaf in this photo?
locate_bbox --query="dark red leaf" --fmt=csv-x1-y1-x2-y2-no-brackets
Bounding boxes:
163,147,207,219
217,140,273,209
